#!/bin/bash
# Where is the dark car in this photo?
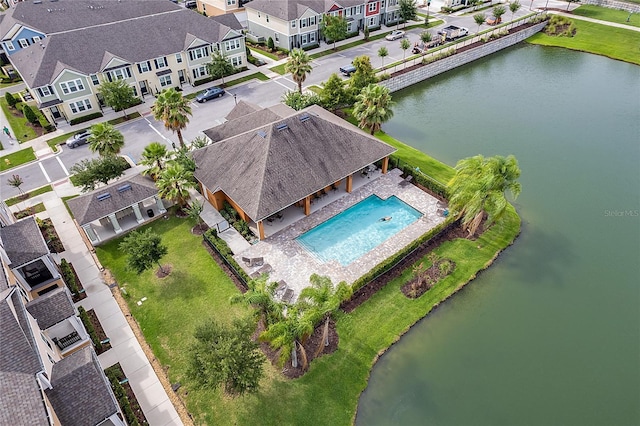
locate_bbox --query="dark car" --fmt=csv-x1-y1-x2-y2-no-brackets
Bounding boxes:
185,0,197,8
340,65,356,76
65,130,91,148
195,86,225,103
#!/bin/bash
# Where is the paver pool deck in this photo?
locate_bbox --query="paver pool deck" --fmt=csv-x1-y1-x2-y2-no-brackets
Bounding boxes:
235,169,447,299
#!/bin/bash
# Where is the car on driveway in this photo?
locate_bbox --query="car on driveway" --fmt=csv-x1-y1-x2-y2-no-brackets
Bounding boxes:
195,86,225,103
385,30,406,41
339,64,356,76
66,130,91,148
185,0,197,8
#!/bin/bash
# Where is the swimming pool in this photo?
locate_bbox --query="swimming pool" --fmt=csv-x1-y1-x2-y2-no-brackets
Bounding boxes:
296,195,422,266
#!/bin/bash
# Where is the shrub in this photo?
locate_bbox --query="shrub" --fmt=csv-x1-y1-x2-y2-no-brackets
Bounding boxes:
69,112,103,125
5,92,18,108
59,259,79,295
194,76,215,86
302,43,320,51
203,229,251,283
105,365,141,426
364,26,370,41
544,15,576,37
22,104,39,125
78,306,103,352
377,73,391,81
267,37,275,50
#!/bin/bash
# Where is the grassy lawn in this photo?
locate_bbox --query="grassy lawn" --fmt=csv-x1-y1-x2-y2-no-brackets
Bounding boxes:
0,98,39,143
249,46,281,61
98,138,520,424
0,147,36,171
226,72,270,87
269,63,287,75
572,5,640,27
4,184,53,205
527,19,640,65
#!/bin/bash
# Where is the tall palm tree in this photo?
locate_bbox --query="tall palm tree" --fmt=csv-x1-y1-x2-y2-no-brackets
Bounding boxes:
298,274,352,357
230,276,283,328
156,162,196,209
139,142,168,180
378,46,389,68
400,38,411,70
352,84,395,135
448,155,522,236
284,48,312,94
260,306,314,370
151,88,192,148
88,122,125,157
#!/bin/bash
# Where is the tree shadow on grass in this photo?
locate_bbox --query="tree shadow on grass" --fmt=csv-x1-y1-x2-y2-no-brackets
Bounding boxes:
156,269,205,301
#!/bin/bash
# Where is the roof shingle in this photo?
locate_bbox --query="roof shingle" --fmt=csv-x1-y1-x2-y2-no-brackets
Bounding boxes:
26,287,75,330
0,217,49,268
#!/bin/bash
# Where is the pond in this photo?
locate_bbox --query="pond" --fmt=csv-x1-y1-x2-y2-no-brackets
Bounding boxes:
356,44,640,426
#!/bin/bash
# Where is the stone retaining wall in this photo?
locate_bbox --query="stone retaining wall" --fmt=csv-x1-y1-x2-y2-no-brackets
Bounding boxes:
581,0,640,13
380,21,547,93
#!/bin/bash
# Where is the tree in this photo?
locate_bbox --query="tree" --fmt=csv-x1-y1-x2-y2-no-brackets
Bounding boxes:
492,5,507,25
284,48,312,94
399,0,418,28
448,155,522,237
88,122,125,157
230,275,283,328
349,55,377,97
5,92,18,108
7,174,24,195
509,1,521,23
420,31,433,45
119,229,169,275
320,73,349,111
139,142,169,180
378,46,389,68
22,105,39,126
151,87,192,148
156,162,196,208
363,26,370,41
69,156,130,192
400,38,411,70
566,0,579,10
190,136,209,149
98,79,139,119
206,49,236,85
474,13,486,34
260,306,314,369
267,36,275,51
298,274,352,357
172,145,196,172
187,317,265,396
321,14,348,50
352,84,395,135
281,91,320,111
185,199,205,231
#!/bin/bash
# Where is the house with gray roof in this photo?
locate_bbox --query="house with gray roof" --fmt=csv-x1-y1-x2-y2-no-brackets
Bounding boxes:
67,173,167,245
2,0,246,125
193,104,395,239
0,216,64,301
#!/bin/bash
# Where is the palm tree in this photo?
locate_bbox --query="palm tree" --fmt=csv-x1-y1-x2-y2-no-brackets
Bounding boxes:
420,31,433,47
378,46,389,68
230,276,283,328
352,84,395,135
284,48,312,94
88,122,124,157
156,162,196,209
260,306,314,370
448,155,522,237
139,142,168,180
474,13,486,35
298,274,352,357
151,88,192,148
400,38,411,70
7,174,24,195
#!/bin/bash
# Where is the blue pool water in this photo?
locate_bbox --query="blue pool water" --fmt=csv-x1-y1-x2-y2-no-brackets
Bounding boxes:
297,195,422,266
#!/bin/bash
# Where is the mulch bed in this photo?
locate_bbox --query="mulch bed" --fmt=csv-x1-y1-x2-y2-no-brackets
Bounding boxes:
38,218,65,253
191,223,209,236
66,261,87,302
400,259,456,298
86,309,112,355
155,264,173,279
201,240,248,293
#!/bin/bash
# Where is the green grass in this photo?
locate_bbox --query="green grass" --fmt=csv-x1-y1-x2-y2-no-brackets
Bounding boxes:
527,19,640,65
0,99,40,143
572,5,640,27
269,63,287,75
0,147,36,171
225,72,270,87
62,195,79,217
98,139,520,424
249,46,280,61
15,202,46,218
4,184,53,205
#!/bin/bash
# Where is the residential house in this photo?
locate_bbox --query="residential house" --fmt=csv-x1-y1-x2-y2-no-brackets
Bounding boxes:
0,216,64,301
197,0,243,17
0,0,247,125
193,103,395,240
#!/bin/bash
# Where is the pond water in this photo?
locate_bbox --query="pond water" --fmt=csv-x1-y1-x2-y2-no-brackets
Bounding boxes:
356,44,640,426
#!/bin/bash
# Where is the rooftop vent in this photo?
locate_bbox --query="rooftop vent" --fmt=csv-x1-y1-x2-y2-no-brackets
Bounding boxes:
299,113,310,123
275,123,288,131
96,193,111,201
256,130,267,138
117,184,132,193
33,0,43,4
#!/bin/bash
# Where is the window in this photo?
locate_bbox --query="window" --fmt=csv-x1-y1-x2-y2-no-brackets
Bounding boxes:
368,2,377,12
138,61,151,73
5,41,15,51
266,15,269,22
32,36,41,43
40,332,53,350
381,0,385,7
159,74,172,87
37,86,52,97
291,20,296,28
154,57,167,69
229,55,242,67
47,354,55,364
188,46,208,61
274,33,279,42
90,74,99,85
18,38,29,48
224,39,241,51
301,32,317,45
367,17,376,26
69,99,92,114
60,79,85,95
175,53,183,64
192,66,208,79
109,67,131,81
227,0,235,5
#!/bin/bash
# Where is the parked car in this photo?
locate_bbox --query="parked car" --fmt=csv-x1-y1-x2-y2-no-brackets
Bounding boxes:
195,86,225,103
65,130,91,148
339,64,356,76
385,30,406,41
185,0,197,8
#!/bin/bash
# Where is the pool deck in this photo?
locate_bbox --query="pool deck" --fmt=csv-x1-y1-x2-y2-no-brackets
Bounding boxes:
234,168,447,301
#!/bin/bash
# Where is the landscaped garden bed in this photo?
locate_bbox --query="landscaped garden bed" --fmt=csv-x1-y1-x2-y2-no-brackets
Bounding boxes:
78,306,111,355
37,218,65,253
59,259,87,302
105,363,148,426
4,184,53,206
14,202,45,219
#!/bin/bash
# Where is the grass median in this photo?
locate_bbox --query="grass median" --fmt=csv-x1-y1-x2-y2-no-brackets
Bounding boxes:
0,147,36,172
572,5,640,28
4,184,53,205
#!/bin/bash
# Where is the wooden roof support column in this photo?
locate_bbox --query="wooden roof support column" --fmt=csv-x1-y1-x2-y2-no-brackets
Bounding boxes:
382,156,390,174
346,174,353,193
258,220,265,240
304,196,311,216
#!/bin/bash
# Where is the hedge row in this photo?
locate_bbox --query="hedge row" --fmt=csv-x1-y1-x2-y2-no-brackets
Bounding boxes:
77,306,103,352
203,228,250,283
69,112,103,125
387,156,449,199
59,258,79,295
105,365,141,426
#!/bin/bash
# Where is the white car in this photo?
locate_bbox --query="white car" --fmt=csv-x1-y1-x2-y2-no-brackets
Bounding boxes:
385,30,406,41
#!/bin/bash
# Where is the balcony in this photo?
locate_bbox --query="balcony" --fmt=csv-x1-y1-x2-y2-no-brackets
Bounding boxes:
47,317,90,356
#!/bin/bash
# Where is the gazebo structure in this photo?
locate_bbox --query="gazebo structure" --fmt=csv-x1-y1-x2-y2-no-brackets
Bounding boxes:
67,174,167,245
194,103,396,240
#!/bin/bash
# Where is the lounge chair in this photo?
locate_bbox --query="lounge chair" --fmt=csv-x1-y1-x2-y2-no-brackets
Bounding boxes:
251,257,264,267
281,288,294,304
250,263,272,279
275,280,288,298
242,256,251,265
399,175,414,187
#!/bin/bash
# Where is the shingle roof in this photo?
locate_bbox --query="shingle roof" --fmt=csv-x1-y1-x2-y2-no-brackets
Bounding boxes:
210,12,244,31
0,217,49,268
246,0,363,20
26,287,75,330
204,104,294,143
0,267,8,291
0,288,49,426
67,174,159,226
225,100,262,121
193,105,396,221
45,346,119,426
10,8,238,87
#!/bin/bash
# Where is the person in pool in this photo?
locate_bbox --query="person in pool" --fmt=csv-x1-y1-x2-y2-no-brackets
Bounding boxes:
380,216,392,222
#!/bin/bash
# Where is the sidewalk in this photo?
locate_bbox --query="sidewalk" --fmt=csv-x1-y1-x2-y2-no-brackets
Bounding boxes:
16,183,184,426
